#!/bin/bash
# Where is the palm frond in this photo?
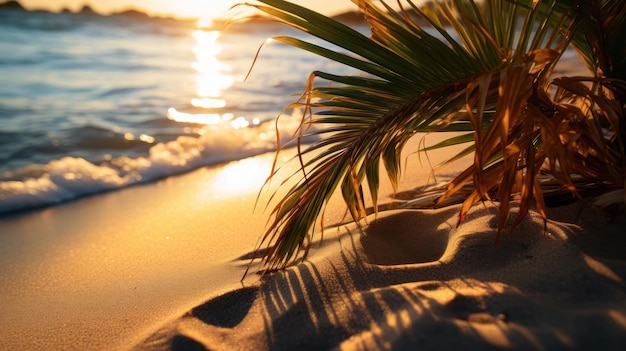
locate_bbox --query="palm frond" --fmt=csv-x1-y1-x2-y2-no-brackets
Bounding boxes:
246,0,625,271
515,0,625,199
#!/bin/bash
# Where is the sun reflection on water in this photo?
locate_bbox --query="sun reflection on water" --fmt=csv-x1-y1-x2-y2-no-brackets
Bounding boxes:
190,97,227,109
168,28,251,128
167,108,232,125
192,30,234,100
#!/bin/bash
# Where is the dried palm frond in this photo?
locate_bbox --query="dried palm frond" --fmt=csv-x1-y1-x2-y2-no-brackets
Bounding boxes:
244,0,625,272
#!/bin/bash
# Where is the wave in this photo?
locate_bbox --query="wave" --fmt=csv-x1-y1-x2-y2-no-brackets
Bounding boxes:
0,112,310,215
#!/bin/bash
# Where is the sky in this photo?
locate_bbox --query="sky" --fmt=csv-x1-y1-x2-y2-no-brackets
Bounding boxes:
15,0,367,19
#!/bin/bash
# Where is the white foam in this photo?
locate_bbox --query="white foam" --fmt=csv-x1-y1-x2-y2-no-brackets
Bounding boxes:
0,115,307,214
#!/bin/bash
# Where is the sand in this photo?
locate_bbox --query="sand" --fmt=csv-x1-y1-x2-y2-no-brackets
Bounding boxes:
0,153,280,351
130,200,626,351
2,59,625,350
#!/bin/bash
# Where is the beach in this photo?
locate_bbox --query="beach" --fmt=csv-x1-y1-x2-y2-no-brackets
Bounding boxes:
137,203,626,351
1,122,626,350
0,154,274,350
1,5,625,349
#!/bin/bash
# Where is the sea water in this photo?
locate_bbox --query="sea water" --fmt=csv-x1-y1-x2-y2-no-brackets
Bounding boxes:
0,9,358,213
0,8,582,215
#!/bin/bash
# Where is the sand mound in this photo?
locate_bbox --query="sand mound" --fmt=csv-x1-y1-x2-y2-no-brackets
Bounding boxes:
133,203,626,350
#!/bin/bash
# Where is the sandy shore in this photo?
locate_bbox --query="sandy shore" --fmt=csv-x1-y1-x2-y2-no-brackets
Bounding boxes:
2,132,625,350
2,58,625,350
0,152,282,351
134,202,626,351
0,129,450,351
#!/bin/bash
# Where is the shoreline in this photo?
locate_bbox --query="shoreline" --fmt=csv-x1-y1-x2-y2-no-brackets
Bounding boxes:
0,152,279,350
3,132,625,350
2,57,625,350
0,131,470,351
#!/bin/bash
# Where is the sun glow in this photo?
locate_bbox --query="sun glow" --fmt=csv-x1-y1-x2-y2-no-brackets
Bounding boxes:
167,108,233,125
210,157,273,196
165,4,266,130
192,30,234,101
144,0,237,22
168,28,243,127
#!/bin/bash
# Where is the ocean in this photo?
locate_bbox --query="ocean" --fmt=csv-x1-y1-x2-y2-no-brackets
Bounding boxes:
0,8,360,214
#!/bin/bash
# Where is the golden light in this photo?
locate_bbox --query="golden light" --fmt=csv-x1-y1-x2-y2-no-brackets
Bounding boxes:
190,97,227,109
167,28,241,126
146,0,237,24
230,117,249,130
210,157,273,196
167,108,233,125
192,30,234,100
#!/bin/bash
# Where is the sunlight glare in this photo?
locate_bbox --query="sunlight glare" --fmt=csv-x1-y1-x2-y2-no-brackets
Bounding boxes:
210,157,273,196
192,30,234,99
167,27,245,127
230,116,249,129
167,108,234,125
190,97,227,108
150,0,237,23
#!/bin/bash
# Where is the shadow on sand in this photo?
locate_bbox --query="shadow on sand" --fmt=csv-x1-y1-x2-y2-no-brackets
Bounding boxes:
134,204,626,350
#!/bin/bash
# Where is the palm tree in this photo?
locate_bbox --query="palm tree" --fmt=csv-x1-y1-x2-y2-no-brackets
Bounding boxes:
244,0,625,272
